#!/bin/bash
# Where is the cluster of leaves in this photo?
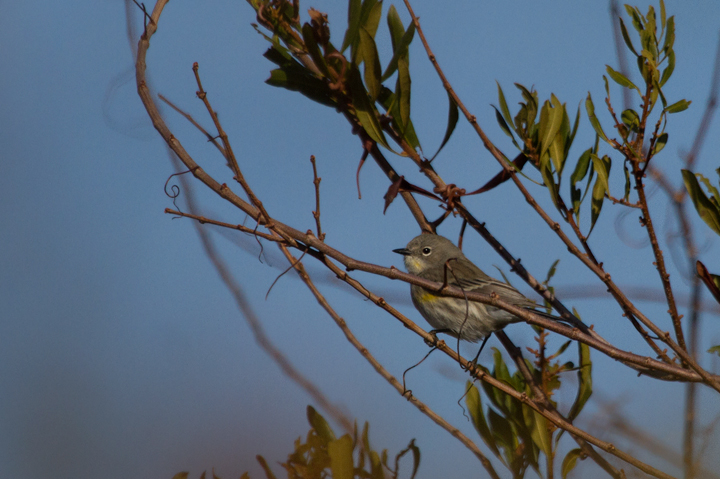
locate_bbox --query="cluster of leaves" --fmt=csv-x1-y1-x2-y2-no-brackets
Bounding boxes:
173,406,419,479
494,1,690,238
248,0,425,154
465,341,592,479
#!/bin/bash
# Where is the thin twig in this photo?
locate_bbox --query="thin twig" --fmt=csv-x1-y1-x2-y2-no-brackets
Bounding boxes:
274,243,502,479
309,155,325,241
168,151,354,434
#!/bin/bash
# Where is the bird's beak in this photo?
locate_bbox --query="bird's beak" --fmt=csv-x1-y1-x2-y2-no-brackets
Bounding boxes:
393,248,410,256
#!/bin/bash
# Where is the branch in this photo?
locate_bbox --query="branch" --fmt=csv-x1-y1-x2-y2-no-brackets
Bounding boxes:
274,242,502,479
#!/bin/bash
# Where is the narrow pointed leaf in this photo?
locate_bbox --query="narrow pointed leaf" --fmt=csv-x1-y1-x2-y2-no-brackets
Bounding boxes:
568,342,593,421
538,95,564,157
589,155,610,236
465,382,501,457
665,99,691,114
430,92,459,160
494,107,521,150
606,65,641,93
660,48,675,86
308,405,336,442
663,16,675,53
358,27,382,100
624,163,631,201
561,448,584,479
396,54,411,132
360,0,382,39
682,170,720,235
652,132,668,155
381,21,415,81
659,0,666,30
496,81,516,133
341,0,362,52
349,66,392,150
386,5,403,48
377,86,420,149
625,5,644,33
619,18,638,56
585,93,609,142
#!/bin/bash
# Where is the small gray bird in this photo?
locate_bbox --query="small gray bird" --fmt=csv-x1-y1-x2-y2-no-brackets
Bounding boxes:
393,234,543,345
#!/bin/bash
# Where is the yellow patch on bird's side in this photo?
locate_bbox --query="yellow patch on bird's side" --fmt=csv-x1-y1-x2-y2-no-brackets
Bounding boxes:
419,291,440,303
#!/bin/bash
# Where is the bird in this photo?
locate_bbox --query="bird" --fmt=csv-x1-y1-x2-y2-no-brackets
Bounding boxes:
393,233,552,356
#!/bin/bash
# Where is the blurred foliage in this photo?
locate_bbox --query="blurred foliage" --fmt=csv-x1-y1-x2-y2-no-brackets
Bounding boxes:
683,168,720,236
174,406,419,479
464,319,592,478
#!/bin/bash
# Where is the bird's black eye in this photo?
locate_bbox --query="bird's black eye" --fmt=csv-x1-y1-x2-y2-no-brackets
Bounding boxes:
422,247,432,256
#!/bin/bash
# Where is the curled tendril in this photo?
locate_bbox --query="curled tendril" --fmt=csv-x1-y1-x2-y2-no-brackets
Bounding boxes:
164,168,198,218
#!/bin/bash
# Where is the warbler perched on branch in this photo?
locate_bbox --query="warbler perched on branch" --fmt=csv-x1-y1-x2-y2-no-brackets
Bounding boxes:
394,234,559,353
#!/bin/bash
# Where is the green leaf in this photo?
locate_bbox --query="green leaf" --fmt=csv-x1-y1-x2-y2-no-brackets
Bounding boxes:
465,382,501,457
493,107,521,150
530,410,552,460
307,405,336,443
618,18,639,56
589,155,611,236
358,27,382,100
386,5,404,48
541,154,561,210
360,0,383,39
570,148,593,220
538,94,565,158
621,109,640,132
697,170,720,202
554,339,572,357
623,162,631,201
396,53,411,133
663,15,675,53
349,65,392,151
665,99,691,114
561,448,584,479
341,0,362,52
515,83,538,128
660,48,675,86
496,81,516,135
265,57,337,108
568,342,593,421
488,409,516,465
570,148,593,187
377,86,420,149
708,345,720,357
328,435,354,479
682,170,720,235
659,0,666,30
585,93,609,143
653,132,668,155
381,22,415,81
431,92,459,160
624,5,644,32
606,65,640,93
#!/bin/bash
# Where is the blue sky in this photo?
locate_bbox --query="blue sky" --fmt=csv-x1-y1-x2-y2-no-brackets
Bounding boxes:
1,1,719,478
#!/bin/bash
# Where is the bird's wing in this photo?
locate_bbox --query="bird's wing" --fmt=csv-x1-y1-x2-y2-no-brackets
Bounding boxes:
448,260,538,308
